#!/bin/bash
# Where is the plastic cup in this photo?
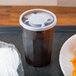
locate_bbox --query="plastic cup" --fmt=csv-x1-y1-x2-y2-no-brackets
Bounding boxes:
19,9,57,67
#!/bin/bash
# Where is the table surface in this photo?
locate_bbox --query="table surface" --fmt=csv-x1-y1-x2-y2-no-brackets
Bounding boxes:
0,26,76,76
0,6,76,26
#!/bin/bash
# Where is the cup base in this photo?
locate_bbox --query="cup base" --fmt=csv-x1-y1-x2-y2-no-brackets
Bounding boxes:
25,56,51,67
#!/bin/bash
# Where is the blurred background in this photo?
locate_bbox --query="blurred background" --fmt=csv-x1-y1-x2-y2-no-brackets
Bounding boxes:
0,0,76,26
0,0,76,6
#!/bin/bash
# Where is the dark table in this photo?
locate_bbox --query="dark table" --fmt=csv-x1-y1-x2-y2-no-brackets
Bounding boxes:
0,26,76,76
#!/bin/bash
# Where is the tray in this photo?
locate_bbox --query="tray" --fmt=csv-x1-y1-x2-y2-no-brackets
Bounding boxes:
0,26,76,76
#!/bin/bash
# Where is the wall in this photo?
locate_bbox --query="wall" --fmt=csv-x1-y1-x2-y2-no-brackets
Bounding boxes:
0,0,57,5
58,0,76,6
0,0,76,6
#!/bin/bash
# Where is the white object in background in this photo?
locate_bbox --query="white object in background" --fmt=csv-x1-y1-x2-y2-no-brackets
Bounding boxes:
0,0,57,5
0,41,24,76
59,34,76,76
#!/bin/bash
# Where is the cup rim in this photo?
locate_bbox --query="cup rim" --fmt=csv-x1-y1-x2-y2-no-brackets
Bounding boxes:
19,9,57,31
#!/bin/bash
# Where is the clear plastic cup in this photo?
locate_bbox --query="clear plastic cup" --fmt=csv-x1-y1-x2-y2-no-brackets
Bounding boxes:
19,9,57,67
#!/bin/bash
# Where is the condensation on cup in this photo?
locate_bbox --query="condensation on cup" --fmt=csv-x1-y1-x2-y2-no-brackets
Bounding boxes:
19,9,57,67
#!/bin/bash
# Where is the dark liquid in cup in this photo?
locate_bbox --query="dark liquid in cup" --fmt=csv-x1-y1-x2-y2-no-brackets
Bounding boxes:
22,27,54,67
20,9,56,67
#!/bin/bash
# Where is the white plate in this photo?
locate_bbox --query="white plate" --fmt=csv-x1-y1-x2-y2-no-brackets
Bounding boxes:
59,34,76,76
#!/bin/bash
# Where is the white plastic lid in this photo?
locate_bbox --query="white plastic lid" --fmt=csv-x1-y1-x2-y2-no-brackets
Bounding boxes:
19,9,57,31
